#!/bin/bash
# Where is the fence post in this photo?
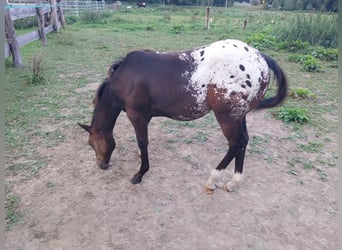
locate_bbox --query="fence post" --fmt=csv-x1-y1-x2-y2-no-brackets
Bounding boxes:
50,0,59,32
205,6,211,30
36,0,47,46
57,0,66,28
5,0,22,67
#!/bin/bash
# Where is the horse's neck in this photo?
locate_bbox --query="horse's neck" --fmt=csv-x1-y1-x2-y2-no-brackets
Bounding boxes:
93,104,120,133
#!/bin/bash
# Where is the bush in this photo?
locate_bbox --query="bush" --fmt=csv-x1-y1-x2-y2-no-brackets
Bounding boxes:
275,107,309,123
289,88,316,99
288,54,321,72
65,15,79,25
310,47,338,61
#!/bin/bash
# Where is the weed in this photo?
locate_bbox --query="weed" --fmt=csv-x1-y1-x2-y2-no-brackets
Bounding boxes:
27,55,45,85
298,142,323,153
80,10,106,24
303,161,313,169
170,24,184,34
248,135,268,154
289,88,316,99
5,194,24,231
192,132,208,143
273,13,337,48
65,15,79,25
310,47,338,61
302,56,321,72
275,107,309,124
288,54,321,72
56,31,75,46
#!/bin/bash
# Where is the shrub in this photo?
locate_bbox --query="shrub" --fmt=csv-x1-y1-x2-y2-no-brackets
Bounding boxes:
275,107,309,123
65,15,79,25
289,88,316,99
288,54,321,72
27,55,45,85
310,47,338,61
170,24,184,34
302,56,321,72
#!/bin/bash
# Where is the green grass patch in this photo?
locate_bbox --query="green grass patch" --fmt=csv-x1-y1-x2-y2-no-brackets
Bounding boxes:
274,107,309,124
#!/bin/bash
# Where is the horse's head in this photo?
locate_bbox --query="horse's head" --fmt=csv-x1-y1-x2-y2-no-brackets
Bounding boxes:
78,123,115,169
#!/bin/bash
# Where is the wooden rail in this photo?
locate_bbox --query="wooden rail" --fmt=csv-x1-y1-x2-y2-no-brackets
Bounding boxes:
5,0,65,67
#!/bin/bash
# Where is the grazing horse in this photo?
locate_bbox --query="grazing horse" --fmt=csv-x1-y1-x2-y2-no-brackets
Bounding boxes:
79,39,287,193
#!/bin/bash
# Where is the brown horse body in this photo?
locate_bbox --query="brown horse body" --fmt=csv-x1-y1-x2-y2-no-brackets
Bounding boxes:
79,39,287,192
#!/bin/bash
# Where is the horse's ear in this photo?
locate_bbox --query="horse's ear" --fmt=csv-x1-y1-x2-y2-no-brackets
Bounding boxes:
78,123,92,134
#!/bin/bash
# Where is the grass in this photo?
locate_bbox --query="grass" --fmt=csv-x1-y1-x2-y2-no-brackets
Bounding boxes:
4,5,338,230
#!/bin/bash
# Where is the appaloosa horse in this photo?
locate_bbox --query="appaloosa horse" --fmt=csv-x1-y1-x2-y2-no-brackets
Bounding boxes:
79,39,287,193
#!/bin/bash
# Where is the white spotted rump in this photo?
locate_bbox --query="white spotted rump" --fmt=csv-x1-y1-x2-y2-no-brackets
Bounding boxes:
186,39,270,117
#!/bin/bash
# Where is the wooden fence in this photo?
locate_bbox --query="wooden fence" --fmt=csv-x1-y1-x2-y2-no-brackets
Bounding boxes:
5,0,66,67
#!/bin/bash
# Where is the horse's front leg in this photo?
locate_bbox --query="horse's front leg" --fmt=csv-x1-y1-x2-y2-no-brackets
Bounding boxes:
126,109,151,184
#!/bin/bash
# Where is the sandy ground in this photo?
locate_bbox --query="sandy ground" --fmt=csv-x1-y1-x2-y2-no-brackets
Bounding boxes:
5,82,338,250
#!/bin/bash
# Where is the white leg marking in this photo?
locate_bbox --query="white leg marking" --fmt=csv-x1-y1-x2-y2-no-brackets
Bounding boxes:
225,173,243,192
205,169,222,190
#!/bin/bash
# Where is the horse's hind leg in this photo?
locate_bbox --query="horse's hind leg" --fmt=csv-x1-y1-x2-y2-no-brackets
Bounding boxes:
205,115,249,193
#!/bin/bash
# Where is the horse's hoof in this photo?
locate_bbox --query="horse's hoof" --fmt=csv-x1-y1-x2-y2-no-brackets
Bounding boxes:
99,163,110,169
205,187,215,194
223,183,233,192
130,175,142,184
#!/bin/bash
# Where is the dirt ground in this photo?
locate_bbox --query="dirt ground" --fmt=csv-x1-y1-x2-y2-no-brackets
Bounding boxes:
5,82,338,250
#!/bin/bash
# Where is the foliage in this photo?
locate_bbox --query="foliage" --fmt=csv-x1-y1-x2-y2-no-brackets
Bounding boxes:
273,13,337,48
288,54,321,72
65,15,79,25
5,194,23,231
267,0,337,11
170,24,185,34
14,16,37,30
289,87,316,99
310,47,338,61
80,10,108,24
56,30,75,46
27,55,45,85
275,107,309,123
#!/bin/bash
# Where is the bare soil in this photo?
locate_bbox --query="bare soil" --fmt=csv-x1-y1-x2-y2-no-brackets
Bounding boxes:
5,82,338,250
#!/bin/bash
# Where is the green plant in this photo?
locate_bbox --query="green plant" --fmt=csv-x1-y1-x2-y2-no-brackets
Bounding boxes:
302,56,321,72
65,15,79,25
80,10,106,24
310,47,338,61
288,54,321,72
273,13,337,48
192,132,208,142
275,107,309,123
5,194,24,231
56,31,75,46
289,87,316,99
27,55,45,85
298,142,323,153
170,24,184,34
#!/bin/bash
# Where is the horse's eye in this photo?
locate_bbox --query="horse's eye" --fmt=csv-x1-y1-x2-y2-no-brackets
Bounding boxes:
88,140,94,148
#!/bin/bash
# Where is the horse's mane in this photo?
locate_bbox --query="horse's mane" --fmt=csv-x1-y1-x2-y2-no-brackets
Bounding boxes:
93,59,123,107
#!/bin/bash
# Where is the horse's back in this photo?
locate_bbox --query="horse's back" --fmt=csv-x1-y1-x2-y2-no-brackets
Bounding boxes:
110,40,271,120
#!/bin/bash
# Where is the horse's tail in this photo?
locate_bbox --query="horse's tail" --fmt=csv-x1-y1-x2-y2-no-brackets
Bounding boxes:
256,53,288,109
107,59,123,80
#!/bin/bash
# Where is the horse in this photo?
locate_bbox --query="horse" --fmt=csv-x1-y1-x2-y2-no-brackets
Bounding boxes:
136,2,146,8
79,39,287,193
